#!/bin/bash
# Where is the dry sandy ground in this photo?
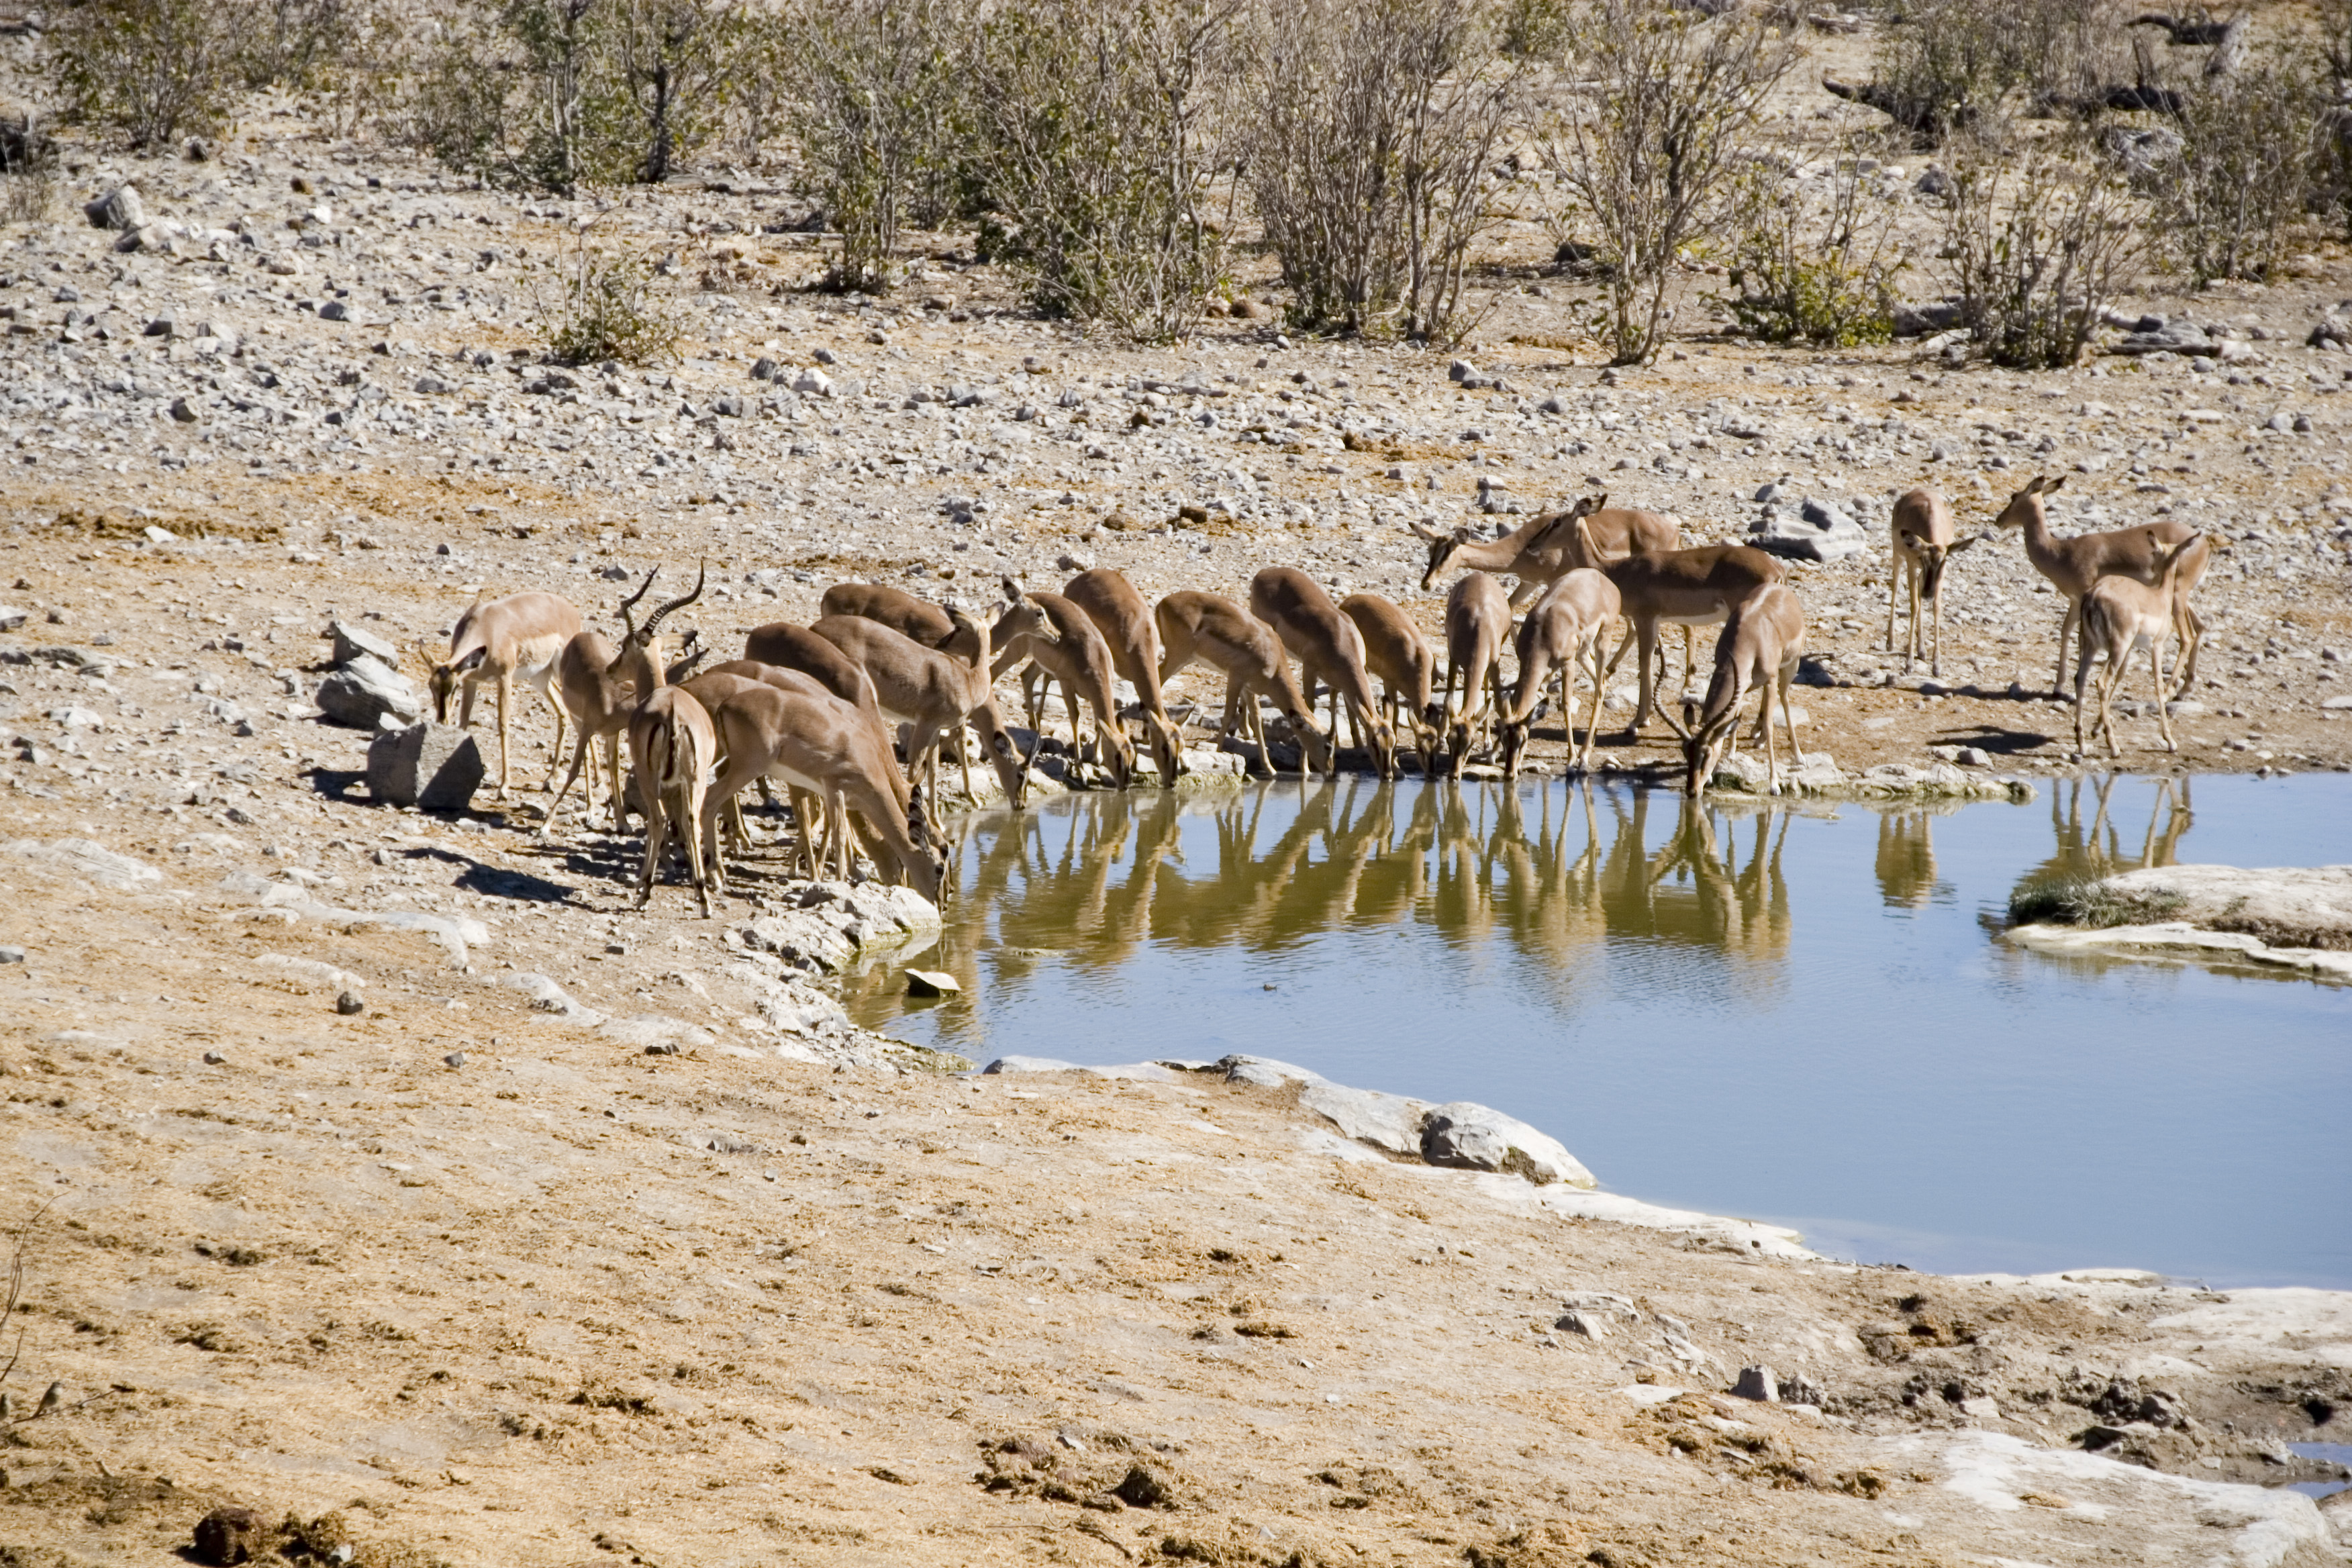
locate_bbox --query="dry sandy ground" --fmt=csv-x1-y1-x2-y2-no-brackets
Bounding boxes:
0,831,2347,1568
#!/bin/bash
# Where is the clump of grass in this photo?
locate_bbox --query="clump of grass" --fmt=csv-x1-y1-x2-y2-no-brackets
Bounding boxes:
2007,875,2187,929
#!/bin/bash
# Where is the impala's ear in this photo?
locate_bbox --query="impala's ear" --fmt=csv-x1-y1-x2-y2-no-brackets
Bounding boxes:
1000,575,1022,604
2024,477,2045,495
2046,475,2066,494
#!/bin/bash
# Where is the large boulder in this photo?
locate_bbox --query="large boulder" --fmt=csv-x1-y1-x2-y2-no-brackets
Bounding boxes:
83,184,146,232
1750,497,1865,562
315,654,422,729
329,618,401,667
1296,1081,1428,1157
366,721,483,810
740,882,940,974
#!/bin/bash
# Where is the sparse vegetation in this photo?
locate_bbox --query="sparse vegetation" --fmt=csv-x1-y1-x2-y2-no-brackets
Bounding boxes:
534,226,684,366
788,0,967,293
2008,875,2186,928
969,0,1238,342
48,0,246,149
1538,0,1792,364
406,0,750,193
2138,48,2325,285
1,114,58,226
1716,144,1905,347
1939,131,2141,369
1243,0,1520,340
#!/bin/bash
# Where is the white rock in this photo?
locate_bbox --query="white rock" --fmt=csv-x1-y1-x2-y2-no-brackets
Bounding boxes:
1297,1080,1428,1157
1421,1100,1595,1187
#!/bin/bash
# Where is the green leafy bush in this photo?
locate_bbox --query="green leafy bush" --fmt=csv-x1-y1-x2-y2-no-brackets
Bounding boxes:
1715,150,1904,347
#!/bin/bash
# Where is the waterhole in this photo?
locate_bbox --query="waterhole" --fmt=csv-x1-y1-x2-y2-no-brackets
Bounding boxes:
846,772,2352,1289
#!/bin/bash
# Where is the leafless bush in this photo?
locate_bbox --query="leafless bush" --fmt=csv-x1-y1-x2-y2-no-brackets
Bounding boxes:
406,0,748,193
2316,0,2352,238
48,0,245,149
1244,0,1520,341
789,0,967,293
2136,49,2324,285
1538,0,1792,365
1715,144,1906,346
971,0,1237,342
611,0,748,185
1939,131,2141,368
1845,0,2119,146
240,0,360,91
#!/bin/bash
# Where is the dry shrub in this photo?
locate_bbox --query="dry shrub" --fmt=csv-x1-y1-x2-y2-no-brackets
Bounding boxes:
48,0,244,149
1939,132,2141,369
1,113,57,226
1538,0,1792,365
788,0,967,293
533,225,683,365
240,0,360,91
971,0,1237,342
1243,0,1520,341
404,0,750,193
1715,144,1906,346
2137,48,2326,284
1860,0,2122,146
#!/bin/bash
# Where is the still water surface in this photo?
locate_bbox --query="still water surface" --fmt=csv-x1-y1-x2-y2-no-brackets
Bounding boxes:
845,773,2352,1289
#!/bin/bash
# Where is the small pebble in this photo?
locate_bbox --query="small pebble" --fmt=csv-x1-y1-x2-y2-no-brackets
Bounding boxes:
443,1050,467,1069
202,1051,226,1065
335,991,364,1015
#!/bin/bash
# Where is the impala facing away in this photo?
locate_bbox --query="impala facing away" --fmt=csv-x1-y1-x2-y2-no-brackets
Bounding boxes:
1063,567,1185,782
1439,571,1513,773
813,609,1031,807
694,679,945,903
991,579,1136,788
1662,583,1807,797
1994,475,2209,698
429,589,582,798
1885,487,1977,677
2074,533,2207,758
1339,591,1442,774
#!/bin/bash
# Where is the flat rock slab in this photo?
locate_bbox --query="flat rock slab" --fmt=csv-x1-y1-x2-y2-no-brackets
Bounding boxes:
2007,920,2352,984
315,655,423,729
2101,863,2352,944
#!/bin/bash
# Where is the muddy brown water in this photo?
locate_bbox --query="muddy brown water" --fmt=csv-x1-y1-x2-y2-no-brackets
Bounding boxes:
845,773,2352,1289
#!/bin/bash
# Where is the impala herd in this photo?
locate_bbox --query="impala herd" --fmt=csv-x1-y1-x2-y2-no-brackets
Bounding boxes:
423,477,2212,913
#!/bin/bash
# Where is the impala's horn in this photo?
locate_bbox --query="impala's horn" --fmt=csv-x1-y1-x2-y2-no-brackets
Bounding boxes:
617,565,660,642
636,559,706,643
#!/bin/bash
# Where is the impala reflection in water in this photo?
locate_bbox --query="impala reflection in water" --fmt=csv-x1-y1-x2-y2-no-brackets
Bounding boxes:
840,779,1809,1035
842,772,2352,1290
